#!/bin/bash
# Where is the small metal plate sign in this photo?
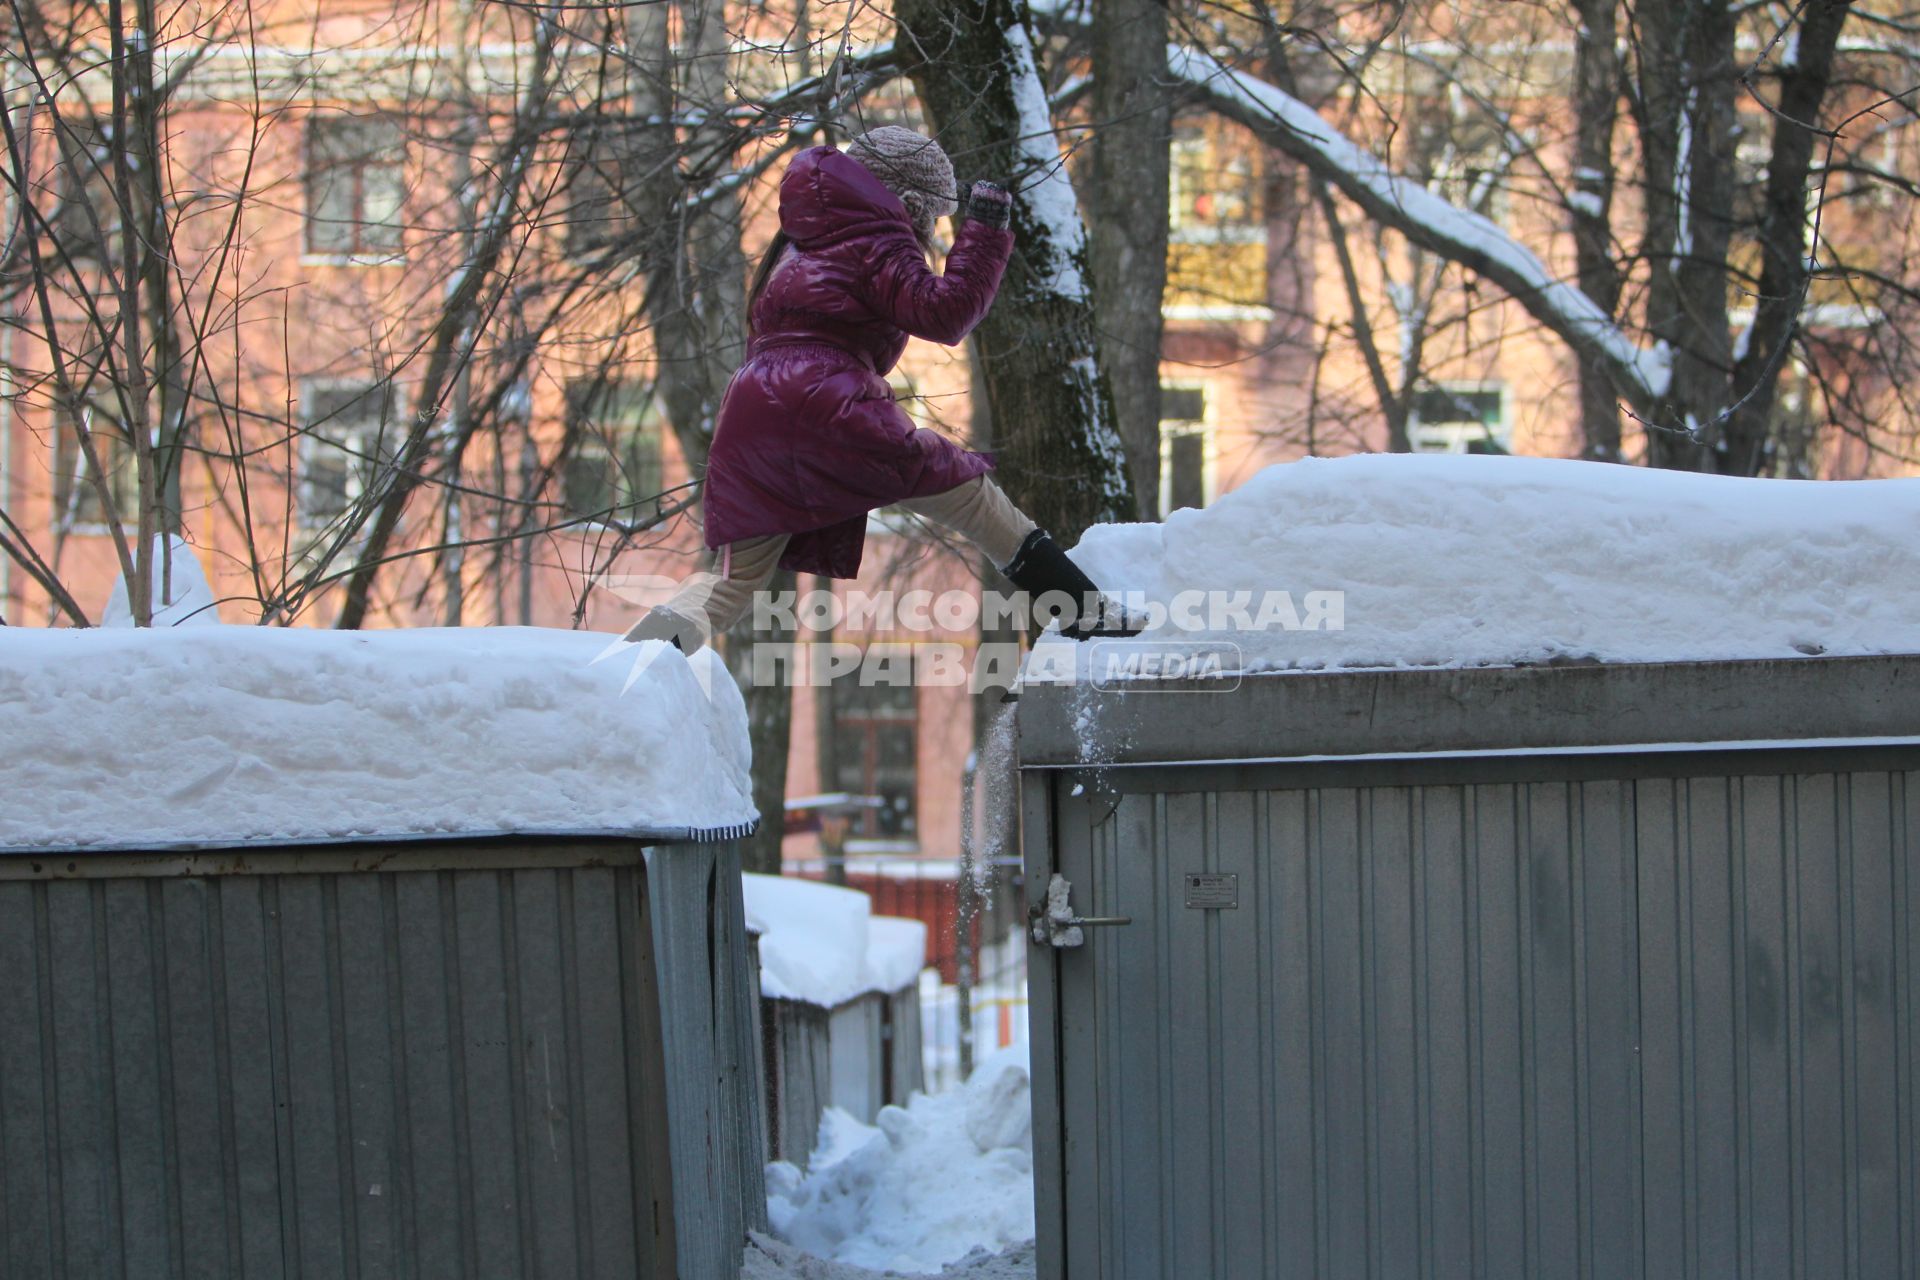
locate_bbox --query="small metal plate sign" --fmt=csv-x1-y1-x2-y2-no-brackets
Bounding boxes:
1184,872,1239,910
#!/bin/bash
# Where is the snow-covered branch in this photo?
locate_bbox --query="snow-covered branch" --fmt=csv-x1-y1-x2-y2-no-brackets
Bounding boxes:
1162,45,1672,409
1006,23,1091,304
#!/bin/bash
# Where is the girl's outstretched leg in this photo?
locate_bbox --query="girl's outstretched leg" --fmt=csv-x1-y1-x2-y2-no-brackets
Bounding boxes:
898,476,1143,639
622,534,790,653
895,472,1036,566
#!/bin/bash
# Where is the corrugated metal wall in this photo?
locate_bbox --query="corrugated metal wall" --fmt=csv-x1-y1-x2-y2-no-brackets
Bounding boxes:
0,851,681,1280
758,991,927,1169
1050,758,1920,1279
886,988,925,1104
646,841,769,1279
828,999,885,1122
763,1001,834,1167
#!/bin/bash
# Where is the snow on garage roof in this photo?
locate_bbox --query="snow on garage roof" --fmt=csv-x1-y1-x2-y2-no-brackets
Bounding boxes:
742,873,928,1008
1054,453,1920,677
0,626,756,853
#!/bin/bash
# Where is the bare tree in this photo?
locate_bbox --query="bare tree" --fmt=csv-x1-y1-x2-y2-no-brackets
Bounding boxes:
1087,0,1173,511
2,0,676,629
1081,0,1917,475
895,0,1138,541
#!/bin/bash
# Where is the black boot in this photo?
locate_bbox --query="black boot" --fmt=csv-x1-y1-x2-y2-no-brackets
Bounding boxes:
999,529,1146,639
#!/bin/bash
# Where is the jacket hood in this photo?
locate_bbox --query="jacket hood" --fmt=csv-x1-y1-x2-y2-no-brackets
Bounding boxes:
778,145,916,248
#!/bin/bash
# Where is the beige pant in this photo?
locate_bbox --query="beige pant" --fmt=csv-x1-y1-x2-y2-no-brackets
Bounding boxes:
664,475,1036,646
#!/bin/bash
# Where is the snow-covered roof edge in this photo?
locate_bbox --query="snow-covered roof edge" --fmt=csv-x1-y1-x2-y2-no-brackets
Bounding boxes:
742,872,929,1007
1,627,758,852
1018,651,1920,768
0,820,760,859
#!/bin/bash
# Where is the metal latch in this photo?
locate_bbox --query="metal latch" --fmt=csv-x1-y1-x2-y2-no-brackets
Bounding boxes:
1030,873,1132,949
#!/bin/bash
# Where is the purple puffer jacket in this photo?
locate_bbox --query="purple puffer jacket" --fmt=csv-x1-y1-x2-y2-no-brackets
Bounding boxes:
702,145,1014,578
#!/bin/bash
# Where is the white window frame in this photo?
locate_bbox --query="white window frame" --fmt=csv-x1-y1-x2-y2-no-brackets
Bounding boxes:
301,115,408,266
1158,380,1218,516
297,379,400,529
1408,380,1511,454
1168,132,1267,248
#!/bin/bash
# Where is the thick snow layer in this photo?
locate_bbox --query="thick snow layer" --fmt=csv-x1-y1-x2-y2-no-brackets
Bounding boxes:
102,535,220,627
867,915,932,993
760,1046,1036,1275
744,873,929,1007
0,626,755,851
1064,454,1920,674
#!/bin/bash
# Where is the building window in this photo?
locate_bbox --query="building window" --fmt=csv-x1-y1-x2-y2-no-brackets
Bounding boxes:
300,381,399,526
1166,119,1268,314
563,381,664,522
826,661,917,843
53,116,121,263
306,116,406,256
1170,122,1261,232
565,126,637,257
53,409,137,528
1159,383,1212,515
1409,383,1510,454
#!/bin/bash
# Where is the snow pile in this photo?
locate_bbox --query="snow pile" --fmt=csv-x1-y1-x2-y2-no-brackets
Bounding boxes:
744,873,929,1007
102,535,221,627
1064,454,1920,674
762,1046,1036,1274
0,626,755,851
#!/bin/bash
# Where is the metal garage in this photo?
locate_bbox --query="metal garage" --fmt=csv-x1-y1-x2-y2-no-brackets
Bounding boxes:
0,830,764,1280
1019,654,1920,1279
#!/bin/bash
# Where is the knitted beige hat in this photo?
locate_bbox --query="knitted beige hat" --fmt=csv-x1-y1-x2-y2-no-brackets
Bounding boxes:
844,126,958,239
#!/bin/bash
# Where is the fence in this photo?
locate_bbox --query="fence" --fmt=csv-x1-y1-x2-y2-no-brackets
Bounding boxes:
788,851,1028,1093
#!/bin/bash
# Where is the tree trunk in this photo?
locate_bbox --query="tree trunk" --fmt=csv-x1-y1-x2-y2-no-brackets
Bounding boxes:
1634,0,1738,470
129,0,187,544
1313,181,1410,450
734,570,795,877
1569,0,1625,461
895,0,1137,544
112,0,155,624
630,0,746,471
1723,0,1853,475
1087,0,1171,514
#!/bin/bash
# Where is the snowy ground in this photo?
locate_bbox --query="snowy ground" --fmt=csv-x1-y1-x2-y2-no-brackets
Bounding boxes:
1067,453,1920,673
749,1046,1037,1277
742,1236,1035,1279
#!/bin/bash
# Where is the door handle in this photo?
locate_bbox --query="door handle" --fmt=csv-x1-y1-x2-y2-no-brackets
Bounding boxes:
1031,874,1128,948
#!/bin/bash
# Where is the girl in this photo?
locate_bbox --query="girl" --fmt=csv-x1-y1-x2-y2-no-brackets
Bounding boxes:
628,126,1138,652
